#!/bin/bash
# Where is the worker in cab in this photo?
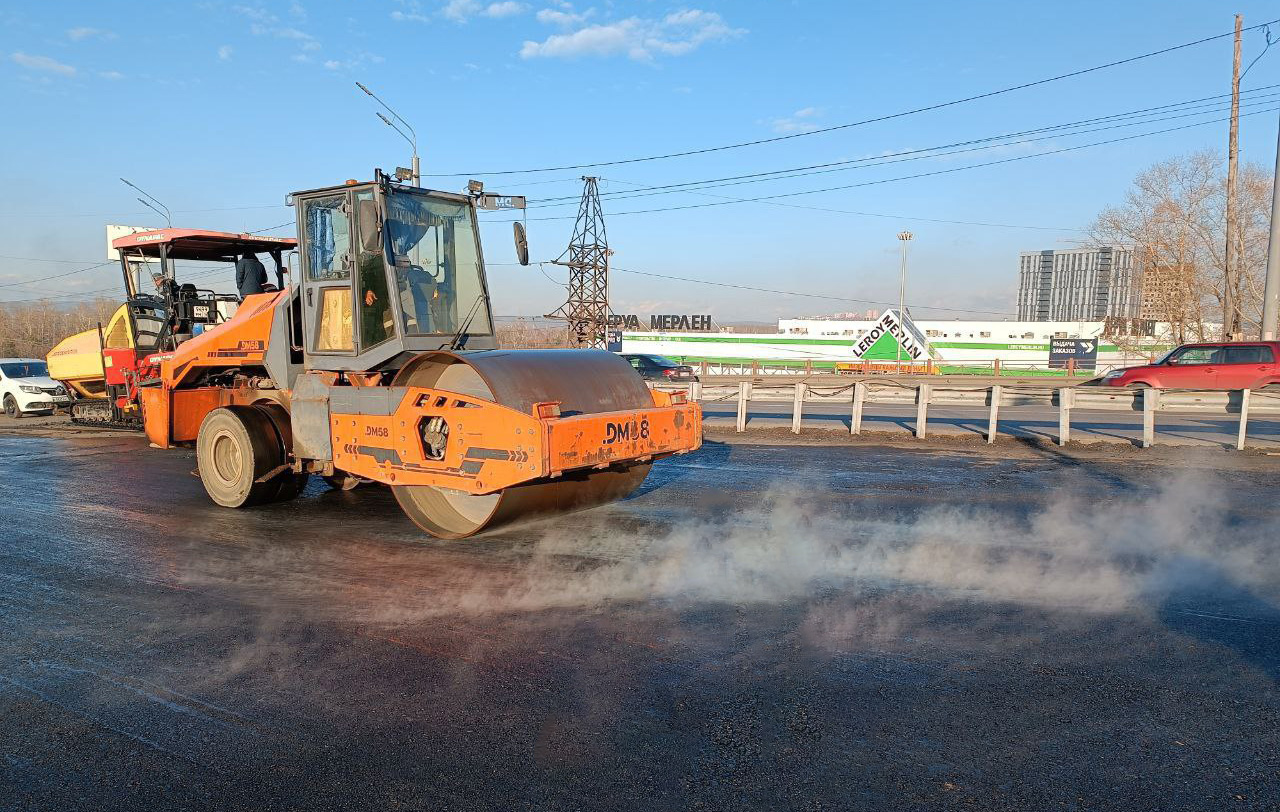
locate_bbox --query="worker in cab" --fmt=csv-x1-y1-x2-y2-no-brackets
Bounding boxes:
235,251,268,299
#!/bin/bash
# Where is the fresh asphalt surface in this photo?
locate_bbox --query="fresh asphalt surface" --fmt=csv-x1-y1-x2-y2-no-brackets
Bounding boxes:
2,429,1279,810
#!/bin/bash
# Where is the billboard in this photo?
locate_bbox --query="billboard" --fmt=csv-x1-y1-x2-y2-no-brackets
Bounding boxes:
106,224,160,262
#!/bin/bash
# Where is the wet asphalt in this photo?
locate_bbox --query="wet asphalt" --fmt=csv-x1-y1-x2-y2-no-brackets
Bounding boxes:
1,433,1278,811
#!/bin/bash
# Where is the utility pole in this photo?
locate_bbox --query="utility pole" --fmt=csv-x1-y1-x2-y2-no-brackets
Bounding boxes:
1261,116,1280,339
548,178,610,349
1224,14,1243,339
896,231,913,373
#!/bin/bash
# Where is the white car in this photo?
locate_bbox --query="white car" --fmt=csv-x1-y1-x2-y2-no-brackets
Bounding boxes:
0,358,72,417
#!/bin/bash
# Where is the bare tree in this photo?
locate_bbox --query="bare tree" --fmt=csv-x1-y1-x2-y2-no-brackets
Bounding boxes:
0,298,119,359
1091,150,1273,341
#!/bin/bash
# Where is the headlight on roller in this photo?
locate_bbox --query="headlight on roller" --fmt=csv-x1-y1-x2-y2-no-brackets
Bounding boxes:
19,384,42,394
1102,370,1124,380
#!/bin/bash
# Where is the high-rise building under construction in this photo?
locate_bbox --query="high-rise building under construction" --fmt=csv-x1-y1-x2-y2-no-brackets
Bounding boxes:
1016,246,1140,322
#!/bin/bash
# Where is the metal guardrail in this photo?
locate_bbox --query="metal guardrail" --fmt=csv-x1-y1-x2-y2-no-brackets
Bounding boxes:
656,381,1280,450
680,357,1153,378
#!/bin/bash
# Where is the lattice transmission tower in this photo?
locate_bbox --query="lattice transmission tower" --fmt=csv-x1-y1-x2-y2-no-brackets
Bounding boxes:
547,177,610,348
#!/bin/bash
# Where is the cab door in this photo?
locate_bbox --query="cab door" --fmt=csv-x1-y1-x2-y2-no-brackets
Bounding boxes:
1219,344,1276,388
298,193,356,361
1160,345,1223,388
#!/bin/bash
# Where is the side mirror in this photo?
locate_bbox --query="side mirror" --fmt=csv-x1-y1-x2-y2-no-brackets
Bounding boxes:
513,221,529,266
357,199,382,253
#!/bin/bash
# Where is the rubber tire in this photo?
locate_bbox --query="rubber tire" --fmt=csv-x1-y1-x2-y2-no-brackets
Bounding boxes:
3,395,20,419
250,402,308,503
271,472,311,502
196,406,284,508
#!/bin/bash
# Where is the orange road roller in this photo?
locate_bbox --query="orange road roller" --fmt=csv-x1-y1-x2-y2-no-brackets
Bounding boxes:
133,171,701,537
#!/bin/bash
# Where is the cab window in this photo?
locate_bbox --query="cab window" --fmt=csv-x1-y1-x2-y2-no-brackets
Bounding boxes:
1168,346,1221,365
355,191,394,350
1223,345,1274,364
303,195,354,353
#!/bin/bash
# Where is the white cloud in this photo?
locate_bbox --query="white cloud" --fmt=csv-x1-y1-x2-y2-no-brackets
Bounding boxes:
217,44,233,61
535,7,588,26
231,4,275,23
442,0,480,21
770,107,823,133
67,27,116,41
521,9,743,60
484,1,525,17
289,2,307,19
276,27,321,50
320,52,386,71
236,5,320,51
98,70,124,80
11,52,76,76
391,9,430,22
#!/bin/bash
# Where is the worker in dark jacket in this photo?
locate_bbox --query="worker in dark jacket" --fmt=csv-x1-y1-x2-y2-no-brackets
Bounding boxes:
235,252,268,299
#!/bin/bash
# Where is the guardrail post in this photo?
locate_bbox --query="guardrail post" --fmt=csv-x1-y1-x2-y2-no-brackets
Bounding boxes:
1058,385,1073,446
792,382,806,434
916,383,930,439
1142,387,1160,448
736,381,750,433
1237,388,1251,451
987,384,1001,443
851,382,866,435
993,359,1001,377
690,380,702,402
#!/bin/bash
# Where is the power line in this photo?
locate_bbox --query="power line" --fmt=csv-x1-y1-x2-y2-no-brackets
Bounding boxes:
426,19,1280,177
491,106,1280,223
529,87,1280,208
0,220,297,293
0,261,114,290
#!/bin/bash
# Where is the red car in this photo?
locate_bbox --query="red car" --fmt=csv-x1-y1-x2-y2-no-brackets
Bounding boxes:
1100,341,1280,389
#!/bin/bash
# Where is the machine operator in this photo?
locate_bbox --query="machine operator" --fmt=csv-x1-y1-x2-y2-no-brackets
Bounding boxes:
235,251,268,299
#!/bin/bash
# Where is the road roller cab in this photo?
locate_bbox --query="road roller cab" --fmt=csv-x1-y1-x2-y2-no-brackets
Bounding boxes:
144,171,702,538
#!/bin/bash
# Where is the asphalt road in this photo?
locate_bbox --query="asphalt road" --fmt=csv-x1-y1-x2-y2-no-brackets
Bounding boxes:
2,433,1279,810
700,398,1280,448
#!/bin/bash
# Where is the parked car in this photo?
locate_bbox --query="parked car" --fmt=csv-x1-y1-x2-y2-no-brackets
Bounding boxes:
1098,341,1280,390
0,358,72,417
621,353,700,382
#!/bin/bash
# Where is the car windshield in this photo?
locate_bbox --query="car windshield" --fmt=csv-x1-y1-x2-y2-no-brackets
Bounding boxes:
646,355,679,367
384,190,492,338
1,362,47,378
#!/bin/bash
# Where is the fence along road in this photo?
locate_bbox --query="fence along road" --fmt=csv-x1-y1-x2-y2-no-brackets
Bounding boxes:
654,380,1280,450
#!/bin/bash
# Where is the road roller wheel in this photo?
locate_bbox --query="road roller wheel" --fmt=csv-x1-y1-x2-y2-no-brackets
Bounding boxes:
388,349,659,538
393,464,651,539
196,407,286,508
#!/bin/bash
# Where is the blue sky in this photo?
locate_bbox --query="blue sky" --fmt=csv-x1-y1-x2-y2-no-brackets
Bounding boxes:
2,0,1279,323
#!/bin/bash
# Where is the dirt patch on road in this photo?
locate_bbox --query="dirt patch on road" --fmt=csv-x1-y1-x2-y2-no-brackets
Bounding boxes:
0,413,137,439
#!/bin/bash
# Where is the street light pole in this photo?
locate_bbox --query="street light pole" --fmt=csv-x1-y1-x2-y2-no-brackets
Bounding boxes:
119,178,171,227
1261,116,1280,339
896,231,913,373
355,81,420,187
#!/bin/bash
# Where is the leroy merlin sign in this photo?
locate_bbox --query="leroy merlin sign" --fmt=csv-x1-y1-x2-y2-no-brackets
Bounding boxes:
854,309,932,361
